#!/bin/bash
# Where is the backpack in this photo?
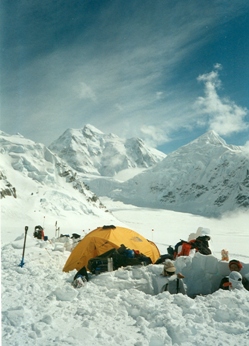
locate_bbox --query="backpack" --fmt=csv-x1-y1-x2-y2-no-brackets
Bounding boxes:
34,225,44,239
37,230,43,239
88,248,118,274
193,237,211,255
87,245,152,274
173,239,196,258
172,236,212,258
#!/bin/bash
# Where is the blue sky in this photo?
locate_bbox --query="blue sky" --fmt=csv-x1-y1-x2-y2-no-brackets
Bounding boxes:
1,0,249,153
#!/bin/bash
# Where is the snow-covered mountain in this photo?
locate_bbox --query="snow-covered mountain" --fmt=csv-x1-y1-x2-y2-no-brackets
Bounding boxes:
2,130,249,346
48,124,166,176
1,129,248,219
0,131,110,229
87,131,249,217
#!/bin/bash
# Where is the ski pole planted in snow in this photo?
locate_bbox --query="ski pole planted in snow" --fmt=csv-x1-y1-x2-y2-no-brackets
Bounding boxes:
19,226,28,268
55,221,60,238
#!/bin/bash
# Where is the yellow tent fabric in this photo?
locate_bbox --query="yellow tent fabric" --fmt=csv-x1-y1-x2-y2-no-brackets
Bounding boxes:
63,225,160,272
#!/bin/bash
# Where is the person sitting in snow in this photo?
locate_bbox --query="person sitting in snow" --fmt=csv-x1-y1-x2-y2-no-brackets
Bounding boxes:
227,271,245,291
219,259,249,291
72,266,89,288
160,260,186,295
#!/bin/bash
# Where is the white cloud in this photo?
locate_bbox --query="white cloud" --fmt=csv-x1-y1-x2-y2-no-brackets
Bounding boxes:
140,125,170,147
195,65,248,135
156,91,163,100
213,63,222,70
78,82,97,102
242,141,249,154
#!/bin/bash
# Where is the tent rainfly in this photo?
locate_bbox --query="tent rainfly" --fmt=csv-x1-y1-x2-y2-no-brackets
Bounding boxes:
63,225,160,272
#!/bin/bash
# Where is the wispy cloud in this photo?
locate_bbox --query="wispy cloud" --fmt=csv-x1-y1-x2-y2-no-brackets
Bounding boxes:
195,64,249,136
140,125,170,147
78,82,97,102
2,1,249,148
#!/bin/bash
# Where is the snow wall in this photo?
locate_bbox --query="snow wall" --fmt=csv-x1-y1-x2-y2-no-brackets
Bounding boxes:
90,252,249,298
175,252,249,297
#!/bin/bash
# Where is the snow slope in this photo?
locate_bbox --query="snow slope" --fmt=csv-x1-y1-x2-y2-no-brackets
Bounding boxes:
0,131,112,234
1,197,249,346
87,131,249,217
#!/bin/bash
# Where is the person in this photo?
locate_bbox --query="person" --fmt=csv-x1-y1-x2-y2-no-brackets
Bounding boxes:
228,271,245,291
219,259,249,291
193,234,211,255
160,260,186,295
33,225,44,240
73,266,89,282
72,266,89,288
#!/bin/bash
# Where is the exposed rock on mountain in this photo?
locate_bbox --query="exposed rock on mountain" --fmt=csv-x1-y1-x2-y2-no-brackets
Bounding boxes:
0,171,17,199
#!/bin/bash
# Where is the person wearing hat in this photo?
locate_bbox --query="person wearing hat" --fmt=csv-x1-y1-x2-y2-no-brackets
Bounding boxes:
160,260,186,294
219,259,249,291
228,271,245,291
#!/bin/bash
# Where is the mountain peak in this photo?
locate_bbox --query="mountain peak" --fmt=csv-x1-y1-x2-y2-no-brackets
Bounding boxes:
194,130,226,146
190,130,242,153
48,124,165,176
83,124,104,136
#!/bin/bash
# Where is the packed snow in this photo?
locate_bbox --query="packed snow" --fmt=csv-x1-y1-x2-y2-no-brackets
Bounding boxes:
1,130,249,345
1,197,249,346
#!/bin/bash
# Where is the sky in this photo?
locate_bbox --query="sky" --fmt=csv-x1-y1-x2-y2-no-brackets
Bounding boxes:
1,0,249,153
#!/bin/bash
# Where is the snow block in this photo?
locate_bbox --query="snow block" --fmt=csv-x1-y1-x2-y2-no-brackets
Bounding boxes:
175,253,248,297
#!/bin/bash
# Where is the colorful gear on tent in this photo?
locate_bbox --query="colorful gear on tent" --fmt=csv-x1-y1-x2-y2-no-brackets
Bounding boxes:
63,225,160,272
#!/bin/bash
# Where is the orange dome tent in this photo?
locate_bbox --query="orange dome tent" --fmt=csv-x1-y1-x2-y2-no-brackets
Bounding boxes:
63,225,160,272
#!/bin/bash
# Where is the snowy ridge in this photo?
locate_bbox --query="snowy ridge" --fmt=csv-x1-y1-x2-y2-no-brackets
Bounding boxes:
88,131,249,217
1,129,249,218
0,132,109,225
48,124,166,176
